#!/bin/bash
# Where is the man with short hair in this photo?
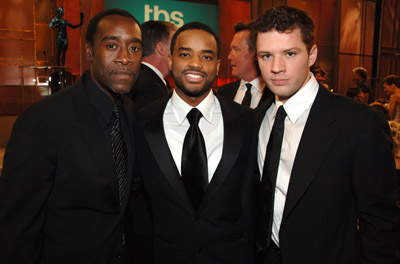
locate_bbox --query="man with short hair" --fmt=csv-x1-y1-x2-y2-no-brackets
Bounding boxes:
352,66,373,103
218,21,272,109
0,9,142,264
134,22,254,263
252,5,399,264
127,20,177,109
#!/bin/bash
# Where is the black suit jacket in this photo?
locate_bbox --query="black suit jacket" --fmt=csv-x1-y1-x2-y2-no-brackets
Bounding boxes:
0,73,136,264
133,94,255,264
254,85,399,263
127,63,170,110
218,79,273,108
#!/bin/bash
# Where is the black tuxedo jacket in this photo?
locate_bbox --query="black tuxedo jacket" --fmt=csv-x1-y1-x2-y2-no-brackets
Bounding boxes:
0,73,136,264
253,85,399,264
133,94,255,264
217,79,273,108
127,63,170,110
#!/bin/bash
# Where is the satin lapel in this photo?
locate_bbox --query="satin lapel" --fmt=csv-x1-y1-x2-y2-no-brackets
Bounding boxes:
282,86,338,223
197,95,246,213
254,97,274,180
142,101,195,213
73,85,119,203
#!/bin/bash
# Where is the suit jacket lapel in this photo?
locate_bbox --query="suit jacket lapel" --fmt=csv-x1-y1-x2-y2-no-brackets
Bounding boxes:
282,86,338,223
198,95,246,213
73,84,120,203
142,99,195,213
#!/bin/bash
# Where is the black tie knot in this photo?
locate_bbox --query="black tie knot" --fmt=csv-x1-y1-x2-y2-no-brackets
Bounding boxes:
187,108,202,126
245,83,252,91
275,105,287,123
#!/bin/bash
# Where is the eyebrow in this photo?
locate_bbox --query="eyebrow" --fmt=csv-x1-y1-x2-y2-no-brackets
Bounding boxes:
178,46,215,54
101,35,142,44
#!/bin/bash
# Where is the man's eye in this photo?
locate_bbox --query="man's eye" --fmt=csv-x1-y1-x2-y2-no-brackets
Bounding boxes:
106,44,116,49
130,46,140,52
179,53,190,57
287,52,295,57
203,55,212,60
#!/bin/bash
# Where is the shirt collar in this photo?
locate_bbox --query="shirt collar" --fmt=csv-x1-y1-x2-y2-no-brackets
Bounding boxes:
274,73,319,124
239,76,265,93
142,61,166,85
84,72,115,125
171,89,215,125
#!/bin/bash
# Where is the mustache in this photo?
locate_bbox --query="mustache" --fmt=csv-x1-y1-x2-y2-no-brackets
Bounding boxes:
182,68,207,76
110,69,135,75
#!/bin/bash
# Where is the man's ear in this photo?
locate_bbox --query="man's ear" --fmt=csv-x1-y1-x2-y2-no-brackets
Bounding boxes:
308,44,318,67
168,54,172,71
156,42,167,57
85,41,94,61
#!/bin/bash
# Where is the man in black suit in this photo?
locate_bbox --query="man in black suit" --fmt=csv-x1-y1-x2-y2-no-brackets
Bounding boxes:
218,21,272,108
127,20,177,110
0,9,142,264
252,5,399,264
134,22,254,263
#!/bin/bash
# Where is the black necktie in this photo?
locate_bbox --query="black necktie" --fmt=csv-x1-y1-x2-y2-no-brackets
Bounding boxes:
111,103,128,207
255,105,287,251
181,108,208,210
241,83,252,107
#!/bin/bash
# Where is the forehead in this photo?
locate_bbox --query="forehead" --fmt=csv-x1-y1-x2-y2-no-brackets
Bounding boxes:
257,28,305,50
174,29,217,52
95,15,141,40
232,30,250,44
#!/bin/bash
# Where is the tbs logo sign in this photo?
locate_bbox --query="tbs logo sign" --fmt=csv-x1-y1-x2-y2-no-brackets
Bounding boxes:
144,5,184,26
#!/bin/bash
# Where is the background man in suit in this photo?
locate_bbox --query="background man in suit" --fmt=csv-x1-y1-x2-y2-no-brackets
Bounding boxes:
0,9,142,264
252,5,399,264
134,22,254,263
127,20,177,110
218,21,272,108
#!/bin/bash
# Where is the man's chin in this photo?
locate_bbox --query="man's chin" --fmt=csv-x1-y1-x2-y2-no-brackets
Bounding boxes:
110,81,135,95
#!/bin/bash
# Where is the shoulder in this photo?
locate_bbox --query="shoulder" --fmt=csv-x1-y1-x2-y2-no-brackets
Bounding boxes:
218,80,240,93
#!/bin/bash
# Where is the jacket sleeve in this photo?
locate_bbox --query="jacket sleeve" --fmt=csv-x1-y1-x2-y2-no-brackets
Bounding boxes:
352,108,400,263
0,103,57,264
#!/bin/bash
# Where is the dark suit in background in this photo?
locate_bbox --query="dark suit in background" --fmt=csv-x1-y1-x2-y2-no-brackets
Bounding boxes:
254,85,399,264
218,79,273,108
0,73,137,263
127,63,170,110
134,94,255,264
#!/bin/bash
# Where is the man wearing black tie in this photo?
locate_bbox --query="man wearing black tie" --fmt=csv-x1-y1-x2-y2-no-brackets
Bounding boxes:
127,20,177,110
218,21,272,108
0,9,142,263
134,22,254,263
252,5,399,264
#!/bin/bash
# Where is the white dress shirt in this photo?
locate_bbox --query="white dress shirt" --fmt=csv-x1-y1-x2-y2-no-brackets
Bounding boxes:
233,77,266,109
257,74,319,246
163,89,224,182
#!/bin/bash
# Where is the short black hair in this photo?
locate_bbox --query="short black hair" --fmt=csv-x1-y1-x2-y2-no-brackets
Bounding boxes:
141,21,177,57
252,5,315,52
85,9,141,45
170,22,220,59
